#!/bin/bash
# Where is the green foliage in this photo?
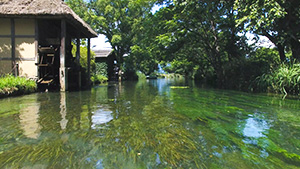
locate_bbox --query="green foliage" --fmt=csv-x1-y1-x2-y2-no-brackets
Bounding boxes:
88,0,156,70
66,0,92,25
136,71,146,80
91,62,108,84
147,0,251,87
256,63,300,95
234,0,300,62
67,0,160,78
94,62,108,77
66,0,300,94
221,47,280,91
0,75,37,97
91,74,108,84
234,0,286,31
71,42,97,84
71,42,96,71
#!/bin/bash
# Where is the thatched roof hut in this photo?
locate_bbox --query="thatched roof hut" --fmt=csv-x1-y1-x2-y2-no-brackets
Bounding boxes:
94,49,113,58
93,49,118,81
0,0,98,91
0,0,97,38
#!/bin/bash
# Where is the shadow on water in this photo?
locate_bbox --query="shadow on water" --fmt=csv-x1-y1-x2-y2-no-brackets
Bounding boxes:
0,78,300,168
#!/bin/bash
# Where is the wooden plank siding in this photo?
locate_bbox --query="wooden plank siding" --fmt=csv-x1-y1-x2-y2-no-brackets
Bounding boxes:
11,18,16,75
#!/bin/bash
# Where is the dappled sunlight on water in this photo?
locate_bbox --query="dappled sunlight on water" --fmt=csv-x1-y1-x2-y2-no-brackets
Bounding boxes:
0,79,300,168
243,115,269,138
91,106,113,129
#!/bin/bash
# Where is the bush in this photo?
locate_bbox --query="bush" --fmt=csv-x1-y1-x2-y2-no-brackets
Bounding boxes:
136,71,146,80
256,63,300,95
95,62,108,77
91,74,108,84
90,62,108,84
0,75,37,97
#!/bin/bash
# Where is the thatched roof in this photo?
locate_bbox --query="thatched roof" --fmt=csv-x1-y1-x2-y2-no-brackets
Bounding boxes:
0,0,97,38
93,49,113,58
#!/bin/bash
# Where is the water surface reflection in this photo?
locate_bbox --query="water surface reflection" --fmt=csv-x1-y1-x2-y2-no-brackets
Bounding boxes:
0,79,300,168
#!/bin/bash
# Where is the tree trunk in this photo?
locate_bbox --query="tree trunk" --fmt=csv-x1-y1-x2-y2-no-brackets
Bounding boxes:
262,31,287,63
277,44,286,62
118,69,122,81
290,39,300,62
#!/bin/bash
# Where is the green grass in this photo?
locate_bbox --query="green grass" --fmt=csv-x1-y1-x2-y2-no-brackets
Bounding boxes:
0,75,37,97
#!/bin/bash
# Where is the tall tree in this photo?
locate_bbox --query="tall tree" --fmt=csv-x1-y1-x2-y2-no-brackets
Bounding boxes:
88,0,155,80
234,0,300,62
153,0,248,87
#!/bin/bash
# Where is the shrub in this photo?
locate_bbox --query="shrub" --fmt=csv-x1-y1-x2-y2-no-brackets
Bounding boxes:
0,75,37,97
91,74,108,84
95,62,108,77
90,62,108,84
256,63,300,95
136,71,146,80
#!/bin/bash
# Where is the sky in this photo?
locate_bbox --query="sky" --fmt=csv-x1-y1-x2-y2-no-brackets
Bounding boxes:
91,34,112,50
246,33,275,48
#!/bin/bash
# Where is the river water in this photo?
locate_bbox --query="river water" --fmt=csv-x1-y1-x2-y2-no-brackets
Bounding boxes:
0,78,300,168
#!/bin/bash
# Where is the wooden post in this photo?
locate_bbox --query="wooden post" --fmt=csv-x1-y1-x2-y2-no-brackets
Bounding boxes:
76,38,81,88
60,19,68,91
11,18,17,76
76,38,80,64
87,38,91,86
35,19,39,79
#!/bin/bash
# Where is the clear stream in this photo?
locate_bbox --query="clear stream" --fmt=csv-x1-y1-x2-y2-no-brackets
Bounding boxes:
0,78,300,169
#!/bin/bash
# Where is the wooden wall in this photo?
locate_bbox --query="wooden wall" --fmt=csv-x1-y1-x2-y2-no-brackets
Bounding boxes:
0,18,37,78
0,18,12,74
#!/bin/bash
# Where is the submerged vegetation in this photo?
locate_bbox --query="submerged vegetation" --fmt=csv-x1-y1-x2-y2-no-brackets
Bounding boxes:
1,79,300,168
0,75,37,98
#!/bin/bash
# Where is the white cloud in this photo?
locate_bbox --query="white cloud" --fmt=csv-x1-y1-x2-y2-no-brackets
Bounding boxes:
91,34,112,50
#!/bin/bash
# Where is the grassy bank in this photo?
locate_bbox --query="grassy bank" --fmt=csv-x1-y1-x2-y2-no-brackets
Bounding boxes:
0,75,37,98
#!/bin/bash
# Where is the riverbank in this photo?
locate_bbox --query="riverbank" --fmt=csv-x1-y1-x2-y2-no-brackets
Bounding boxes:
0,75,37,98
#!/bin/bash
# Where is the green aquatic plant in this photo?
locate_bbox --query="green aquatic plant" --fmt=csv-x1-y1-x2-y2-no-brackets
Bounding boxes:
0,134,93,169
170,86,189,89
1,80,300,168
89,96,207,168
169,86,300,168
